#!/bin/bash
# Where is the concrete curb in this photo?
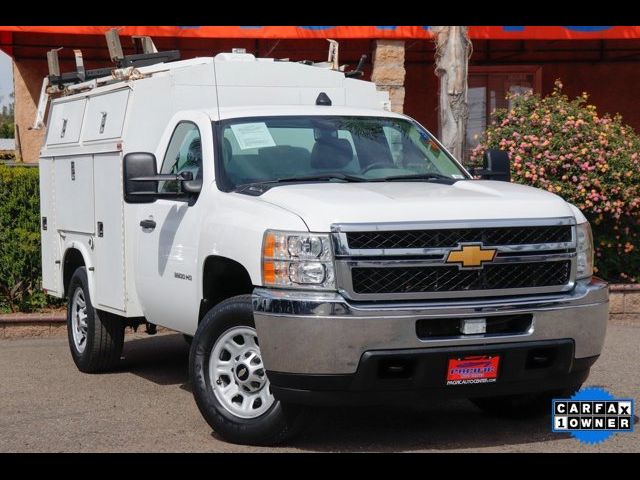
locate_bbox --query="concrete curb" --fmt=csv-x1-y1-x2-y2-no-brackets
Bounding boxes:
0,313,67,338
0,312,175,339
0,312,66,323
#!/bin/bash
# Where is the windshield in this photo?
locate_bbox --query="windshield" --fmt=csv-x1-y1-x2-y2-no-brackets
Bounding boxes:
215,116,469,190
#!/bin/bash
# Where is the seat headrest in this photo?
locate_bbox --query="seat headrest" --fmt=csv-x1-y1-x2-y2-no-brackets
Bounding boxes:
310,137,353,170
187,138,201,162
257,145,310,176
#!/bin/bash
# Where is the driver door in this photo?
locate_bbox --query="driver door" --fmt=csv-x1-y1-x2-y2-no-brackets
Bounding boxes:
134,115,212,334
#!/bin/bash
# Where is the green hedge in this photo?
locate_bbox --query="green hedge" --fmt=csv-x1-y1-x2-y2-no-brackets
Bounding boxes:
0,165,56,312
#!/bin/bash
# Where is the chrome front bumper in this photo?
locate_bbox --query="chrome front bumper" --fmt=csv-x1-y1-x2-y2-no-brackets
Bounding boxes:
252,278,609,375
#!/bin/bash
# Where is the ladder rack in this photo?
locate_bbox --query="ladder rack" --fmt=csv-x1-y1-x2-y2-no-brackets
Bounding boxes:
32,29,182,130
32,33,369,130
46,29,180,90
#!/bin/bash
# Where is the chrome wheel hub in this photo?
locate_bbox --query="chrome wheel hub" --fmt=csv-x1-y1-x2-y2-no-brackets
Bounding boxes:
233,350,267,393
208,326,275,419
71,287,88,353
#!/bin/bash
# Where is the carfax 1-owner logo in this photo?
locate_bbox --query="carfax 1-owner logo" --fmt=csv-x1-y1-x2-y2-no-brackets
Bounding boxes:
552,386,635,444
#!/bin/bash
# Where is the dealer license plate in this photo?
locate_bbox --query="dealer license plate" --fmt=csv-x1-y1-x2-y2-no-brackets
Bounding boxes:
446,355,500,386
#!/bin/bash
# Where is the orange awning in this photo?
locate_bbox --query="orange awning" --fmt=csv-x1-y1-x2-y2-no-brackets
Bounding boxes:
1,26,639,40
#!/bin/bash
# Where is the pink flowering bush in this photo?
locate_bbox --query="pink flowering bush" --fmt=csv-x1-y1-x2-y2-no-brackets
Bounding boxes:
471,80,640,283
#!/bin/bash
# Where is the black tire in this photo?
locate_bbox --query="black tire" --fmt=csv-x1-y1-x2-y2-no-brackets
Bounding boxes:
183,334,193,346
189,294,309,445
67,267,124,373
470,384,582,419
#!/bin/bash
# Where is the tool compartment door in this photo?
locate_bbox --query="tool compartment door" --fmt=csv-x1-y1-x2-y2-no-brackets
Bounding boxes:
39,158,61,295
93,152,126,312
82,89,130,142
46,98,86,146
53,155,95,234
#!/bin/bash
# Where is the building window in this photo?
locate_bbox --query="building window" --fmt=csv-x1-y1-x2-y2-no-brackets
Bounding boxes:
466,66,542,161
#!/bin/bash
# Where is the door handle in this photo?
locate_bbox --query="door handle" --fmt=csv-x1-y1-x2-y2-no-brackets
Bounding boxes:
140,219,156,230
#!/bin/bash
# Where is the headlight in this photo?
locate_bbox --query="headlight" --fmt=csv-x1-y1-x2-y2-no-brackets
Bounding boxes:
576,221,594,279
262,230,335,289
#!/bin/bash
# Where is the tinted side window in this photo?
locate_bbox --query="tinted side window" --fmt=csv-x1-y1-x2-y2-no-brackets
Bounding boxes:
160,122,202,193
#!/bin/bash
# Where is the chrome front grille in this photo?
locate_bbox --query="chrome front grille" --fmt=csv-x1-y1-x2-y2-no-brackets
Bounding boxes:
346,225,572,250
351,261,571,295
332,218,577,301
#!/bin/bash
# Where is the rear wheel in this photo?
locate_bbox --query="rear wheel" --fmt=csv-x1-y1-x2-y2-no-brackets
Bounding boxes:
67,267,124,373
470,385,582,418
189,294,308,445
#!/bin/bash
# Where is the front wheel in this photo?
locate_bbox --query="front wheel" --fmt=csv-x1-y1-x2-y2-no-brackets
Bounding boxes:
189,294,308,445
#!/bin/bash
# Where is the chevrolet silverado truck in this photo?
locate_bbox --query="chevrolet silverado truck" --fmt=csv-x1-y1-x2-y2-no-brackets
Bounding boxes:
37,43,608,445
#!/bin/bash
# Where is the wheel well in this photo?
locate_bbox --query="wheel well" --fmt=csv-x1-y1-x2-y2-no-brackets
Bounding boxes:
201,256,254,321
63,248,86,297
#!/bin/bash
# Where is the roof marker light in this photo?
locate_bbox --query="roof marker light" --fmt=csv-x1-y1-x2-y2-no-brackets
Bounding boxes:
316,92,332,106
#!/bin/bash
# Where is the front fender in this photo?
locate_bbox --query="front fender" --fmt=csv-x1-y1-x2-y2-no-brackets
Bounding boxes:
199,191,309,290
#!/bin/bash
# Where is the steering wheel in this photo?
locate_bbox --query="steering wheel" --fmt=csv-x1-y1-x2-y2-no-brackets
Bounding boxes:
361,162,397,174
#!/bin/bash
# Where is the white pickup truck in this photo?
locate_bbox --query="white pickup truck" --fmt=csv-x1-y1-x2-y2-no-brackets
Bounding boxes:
38,49,608,445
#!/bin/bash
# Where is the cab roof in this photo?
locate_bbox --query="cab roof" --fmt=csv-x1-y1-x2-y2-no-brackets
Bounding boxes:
209,105,408,122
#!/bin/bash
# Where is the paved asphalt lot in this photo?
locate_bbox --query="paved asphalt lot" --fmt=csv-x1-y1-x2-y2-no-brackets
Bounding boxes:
0,324,638,452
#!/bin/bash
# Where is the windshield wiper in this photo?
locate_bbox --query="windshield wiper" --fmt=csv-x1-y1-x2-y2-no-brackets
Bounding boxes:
370,173,457,182
236,173,367,190
272,173,368,184
233,173,367,195
234,172,459,196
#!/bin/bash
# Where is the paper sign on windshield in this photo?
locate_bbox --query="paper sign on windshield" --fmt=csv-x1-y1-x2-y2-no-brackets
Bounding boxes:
230,122,276,150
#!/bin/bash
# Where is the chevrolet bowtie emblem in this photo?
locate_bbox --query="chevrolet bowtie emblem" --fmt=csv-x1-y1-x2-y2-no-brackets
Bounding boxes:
446,244,497,269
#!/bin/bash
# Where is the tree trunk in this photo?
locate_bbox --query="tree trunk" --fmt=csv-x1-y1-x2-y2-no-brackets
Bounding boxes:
433,26,472,163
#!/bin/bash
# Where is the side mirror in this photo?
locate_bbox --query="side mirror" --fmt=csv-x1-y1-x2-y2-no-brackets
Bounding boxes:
476,149,511,182
123,152,199,203
124,152,159,204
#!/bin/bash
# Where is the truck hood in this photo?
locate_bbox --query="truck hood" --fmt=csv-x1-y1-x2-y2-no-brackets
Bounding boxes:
257,180,576,232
